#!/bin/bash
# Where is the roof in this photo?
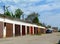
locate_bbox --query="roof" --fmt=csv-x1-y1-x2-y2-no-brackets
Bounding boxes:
38,26,46,29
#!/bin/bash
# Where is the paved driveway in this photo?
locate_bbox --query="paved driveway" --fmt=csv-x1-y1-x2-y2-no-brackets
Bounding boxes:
0,32,60,44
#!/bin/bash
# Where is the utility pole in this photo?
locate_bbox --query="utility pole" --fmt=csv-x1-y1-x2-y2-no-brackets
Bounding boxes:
3,5,5,15
3,5,6,21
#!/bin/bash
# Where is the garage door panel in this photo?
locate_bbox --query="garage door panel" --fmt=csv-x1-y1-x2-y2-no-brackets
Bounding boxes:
34,27,38,34
27,26,29,34
6,23,13,37
15,24,20,36
22,25,25,35
30,26,33,35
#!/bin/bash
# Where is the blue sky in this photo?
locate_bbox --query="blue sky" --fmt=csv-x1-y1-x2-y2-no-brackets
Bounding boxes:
0,0,60,28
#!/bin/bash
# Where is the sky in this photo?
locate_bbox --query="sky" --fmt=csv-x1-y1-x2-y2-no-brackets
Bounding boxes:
0,0,60,28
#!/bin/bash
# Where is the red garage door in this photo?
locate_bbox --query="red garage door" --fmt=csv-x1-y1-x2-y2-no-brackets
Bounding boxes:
30,26,33,35
0,22,3,38
22,25,25,35
6,23,13,37
15,24,20,36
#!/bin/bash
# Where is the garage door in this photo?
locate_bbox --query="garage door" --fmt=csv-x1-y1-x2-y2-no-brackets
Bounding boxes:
6,23,13,37
34,27,38,34
0,22,3,38
30,26,33,35
15,24,20,36
27,26,29,34
22,25,25,35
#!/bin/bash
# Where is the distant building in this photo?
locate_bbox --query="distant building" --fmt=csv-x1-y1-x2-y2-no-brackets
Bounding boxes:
52,27,58,32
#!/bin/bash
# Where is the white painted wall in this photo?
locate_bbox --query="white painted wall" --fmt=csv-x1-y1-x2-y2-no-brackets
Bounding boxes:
13,24,15,36
20,25,22,36
3,27,6,38
25,26,27,35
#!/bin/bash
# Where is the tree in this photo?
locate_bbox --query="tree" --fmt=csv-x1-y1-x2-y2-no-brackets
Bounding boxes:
10,12,15,18
25,12,43,26
15,8,23,18
32,17,39,24
42,23,46,27
47,25,51,28
25,12,39,23
5,10,11,16
4,6,11,16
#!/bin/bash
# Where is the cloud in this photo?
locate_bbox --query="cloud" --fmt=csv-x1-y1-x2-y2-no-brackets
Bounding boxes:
20,0,43,3
13,0,20,3
0,1,1,3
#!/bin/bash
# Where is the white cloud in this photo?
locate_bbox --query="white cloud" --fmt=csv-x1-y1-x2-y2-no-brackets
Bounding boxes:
29,0,42,2
20,0,42,3
21,3,60,14
13,0,20,3
0,1,1,3
1,0,6,2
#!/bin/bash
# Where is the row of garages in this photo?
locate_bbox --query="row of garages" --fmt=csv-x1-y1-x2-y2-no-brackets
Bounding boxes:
0,21,46,38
